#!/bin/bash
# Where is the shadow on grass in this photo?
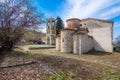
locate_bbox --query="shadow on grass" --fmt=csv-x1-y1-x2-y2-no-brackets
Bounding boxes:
29,47,55,50
0,51,14,67
0,52,5,67
84,49,112,56
0,50,32,66
10,50,31,57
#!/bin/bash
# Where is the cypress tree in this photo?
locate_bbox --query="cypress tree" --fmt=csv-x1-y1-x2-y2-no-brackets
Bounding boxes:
56,16,64,35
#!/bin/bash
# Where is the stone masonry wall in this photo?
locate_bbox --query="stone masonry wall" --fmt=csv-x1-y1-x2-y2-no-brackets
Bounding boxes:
56,36,61,51
73,34,79,54
80,19,113,52
73,34,93,54
79,34,93,54
92,27,113,52
56,18,113,54
61,30,75,52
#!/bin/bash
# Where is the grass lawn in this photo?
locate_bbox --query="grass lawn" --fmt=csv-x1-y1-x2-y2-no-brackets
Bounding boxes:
0,45,120,80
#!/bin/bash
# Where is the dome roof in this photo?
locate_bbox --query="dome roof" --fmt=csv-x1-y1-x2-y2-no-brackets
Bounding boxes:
66,18,81,29
66,18,81,22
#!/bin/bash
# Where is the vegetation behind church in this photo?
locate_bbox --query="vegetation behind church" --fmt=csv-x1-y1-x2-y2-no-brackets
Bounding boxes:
114,35,120,52
22,30,46,44
56,16,64,35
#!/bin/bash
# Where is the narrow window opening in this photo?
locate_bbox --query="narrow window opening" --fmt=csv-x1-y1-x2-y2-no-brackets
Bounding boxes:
62,38,64,42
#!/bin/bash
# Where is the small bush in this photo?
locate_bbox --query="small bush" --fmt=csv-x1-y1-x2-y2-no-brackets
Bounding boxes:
114,46,120,52
49,75,66,80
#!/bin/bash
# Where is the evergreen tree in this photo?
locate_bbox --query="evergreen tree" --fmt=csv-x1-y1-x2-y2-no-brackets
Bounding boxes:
56,17,64,35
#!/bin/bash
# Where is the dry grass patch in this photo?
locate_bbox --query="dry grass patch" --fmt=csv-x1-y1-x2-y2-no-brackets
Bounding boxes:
1,45,119,80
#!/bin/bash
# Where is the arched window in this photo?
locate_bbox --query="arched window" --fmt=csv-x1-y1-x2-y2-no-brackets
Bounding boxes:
80,24,82,26
52,22,54,26
52,31,54,34
47,30,50,34
48,22,50,26
47,37,50,44
84,23,86,25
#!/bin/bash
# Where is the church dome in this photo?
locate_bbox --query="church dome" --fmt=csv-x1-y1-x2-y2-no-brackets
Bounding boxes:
66,18,81,29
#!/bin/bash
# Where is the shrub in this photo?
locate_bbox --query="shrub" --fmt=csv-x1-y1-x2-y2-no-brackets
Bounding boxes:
49,75,66,80
114,46,120,52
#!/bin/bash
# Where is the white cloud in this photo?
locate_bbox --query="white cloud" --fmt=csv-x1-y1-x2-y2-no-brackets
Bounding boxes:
0,0,4,2
115,22,120,27
113,22,120,40
59,0,120,39
61,0,120,21
99,6,120,19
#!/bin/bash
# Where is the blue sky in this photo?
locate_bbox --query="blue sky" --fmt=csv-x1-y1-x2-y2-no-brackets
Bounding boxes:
31,0,120,41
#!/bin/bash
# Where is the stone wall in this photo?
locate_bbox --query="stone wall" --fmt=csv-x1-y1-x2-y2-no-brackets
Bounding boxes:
73,34,79,54
79,35,93,54
73,34,93,54
56,36,61,51
86,36,93,53
86,36,93,52
92,27,113,52
80,19,113,52
56,18,113,54
61,29,75,52
46,35,56,45
46,18,56,45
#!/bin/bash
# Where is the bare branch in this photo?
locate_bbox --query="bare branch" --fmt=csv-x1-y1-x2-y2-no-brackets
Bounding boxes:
0,0,44,51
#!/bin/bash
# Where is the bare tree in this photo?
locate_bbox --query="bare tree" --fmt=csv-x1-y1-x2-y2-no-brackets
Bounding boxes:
0,0,44,51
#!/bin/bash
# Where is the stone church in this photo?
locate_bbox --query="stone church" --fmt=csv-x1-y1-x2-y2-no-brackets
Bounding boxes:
56,18,113,54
